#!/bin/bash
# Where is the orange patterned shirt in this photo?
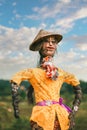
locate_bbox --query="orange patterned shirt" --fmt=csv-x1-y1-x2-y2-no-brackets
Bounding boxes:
11,67,80,130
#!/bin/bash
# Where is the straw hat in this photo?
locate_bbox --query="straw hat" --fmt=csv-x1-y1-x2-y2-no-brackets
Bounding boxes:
29,29,63,51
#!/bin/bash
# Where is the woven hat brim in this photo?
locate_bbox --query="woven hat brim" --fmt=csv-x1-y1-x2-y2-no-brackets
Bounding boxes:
29,32,63,51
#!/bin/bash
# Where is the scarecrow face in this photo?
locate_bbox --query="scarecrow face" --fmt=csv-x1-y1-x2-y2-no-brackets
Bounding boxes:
40,36,57,57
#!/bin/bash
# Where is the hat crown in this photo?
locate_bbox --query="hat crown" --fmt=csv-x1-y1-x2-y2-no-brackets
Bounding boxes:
29,29,63,51
33,29,52,42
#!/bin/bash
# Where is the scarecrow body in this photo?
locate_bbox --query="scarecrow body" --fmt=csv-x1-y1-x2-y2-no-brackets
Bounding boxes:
11,67,80,130
11,29,82,130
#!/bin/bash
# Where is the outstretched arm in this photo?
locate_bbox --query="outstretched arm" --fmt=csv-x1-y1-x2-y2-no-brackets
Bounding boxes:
68,85,82,130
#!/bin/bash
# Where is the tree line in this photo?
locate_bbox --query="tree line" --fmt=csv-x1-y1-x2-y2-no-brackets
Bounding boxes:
0,79,87,96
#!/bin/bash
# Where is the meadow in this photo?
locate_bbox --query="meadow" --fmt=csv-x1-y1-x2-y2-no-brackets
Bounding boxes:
0,94,87,130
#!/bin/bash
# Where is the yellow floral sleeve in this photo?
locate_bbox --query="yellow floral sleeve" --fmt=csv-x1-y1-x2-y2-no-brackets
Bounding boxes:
11,69,33,85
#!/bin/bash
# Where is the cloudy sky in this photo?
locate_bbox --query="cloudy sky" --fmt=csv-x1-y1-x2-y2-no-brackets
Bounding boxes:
0,0,87,81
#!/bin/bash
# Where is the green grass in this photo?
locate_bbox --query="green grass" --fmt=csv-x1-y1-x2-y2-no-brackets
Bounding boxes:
0,94,87,130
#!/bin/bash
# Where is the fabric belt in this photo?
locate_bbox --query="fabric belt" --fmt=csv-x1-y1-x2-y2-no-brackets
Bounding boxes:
36,97,72,113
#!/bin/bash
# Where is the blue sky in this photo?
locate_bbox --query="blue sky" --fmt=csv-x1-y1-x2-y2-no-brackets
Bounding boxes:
0,0,87,81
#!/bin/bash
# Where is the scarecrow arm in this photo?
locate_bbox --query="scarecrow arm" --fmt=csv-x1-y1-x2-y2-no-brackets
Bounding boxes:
68,85,82,130
11,82,20,118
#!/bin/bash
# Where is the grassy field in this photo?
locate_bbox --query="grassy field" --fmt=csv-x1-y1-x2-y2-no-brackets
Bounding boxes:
0,93,87,130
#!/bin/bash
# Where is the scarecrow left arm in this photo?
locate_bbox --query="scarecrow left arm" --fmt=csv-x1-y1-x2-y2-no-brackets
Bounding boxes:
68,84,82,130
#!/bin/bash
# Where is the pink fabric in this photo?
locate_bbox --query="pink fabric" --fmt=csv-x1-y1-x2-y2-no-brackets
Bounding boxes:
36,97,72,113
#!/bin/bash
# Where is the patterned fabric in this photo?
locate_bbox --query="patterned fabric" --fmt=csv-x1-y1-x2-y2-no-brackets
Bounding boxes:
36,98,72,113
30,121,43,130
53,116,61,130
11,82,20,118
11,67,80,130
41,56,58,80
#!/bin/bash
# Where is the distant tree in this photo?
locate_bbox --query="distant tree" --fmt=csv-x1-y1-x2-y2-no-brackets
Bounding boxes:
0,79,87,96
61,83,74,94
61,80,87,94
0,80,11,96
80,80,87,94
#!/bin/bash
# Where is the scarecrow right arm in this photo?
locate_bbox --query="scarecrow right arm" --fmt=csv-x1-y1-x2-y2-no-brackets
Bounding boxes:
11,82,20,118
10,69,33,118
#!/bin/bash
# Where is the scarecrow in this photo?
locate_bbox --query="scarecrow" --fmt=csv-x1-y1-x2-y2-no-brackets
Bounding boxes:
11,29,82,130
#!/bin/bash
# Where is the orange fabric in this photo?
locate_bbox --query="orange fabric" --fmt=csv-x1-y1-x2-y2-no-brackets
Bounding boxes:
11,67,80,130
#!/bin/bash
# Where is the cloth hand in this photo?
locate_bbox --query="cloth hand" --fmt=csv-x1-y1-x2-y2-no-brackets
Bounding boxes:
14,109,20,118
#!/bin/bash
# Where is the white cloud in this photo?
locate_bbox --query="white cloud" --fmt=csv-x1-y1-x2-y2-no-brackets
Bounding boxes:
76,43,87,51
0,26,38,51
59,0,71,3
0,22,87,81
25,1,63,20
12,2,16,6
54,6,87,32
75,7,87,19
68,34,87,51
39,23,47,28
54,49,87,81
0,25,38,62
31,1,87,22
25,1,87,34
0,26,40,78
0,0,87,81
15,14,22,19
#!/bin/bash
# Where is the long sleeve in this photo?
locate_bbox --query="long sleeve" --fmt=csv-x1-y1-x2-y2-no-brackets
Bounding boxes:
63,71,80,86
11,69,33,85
